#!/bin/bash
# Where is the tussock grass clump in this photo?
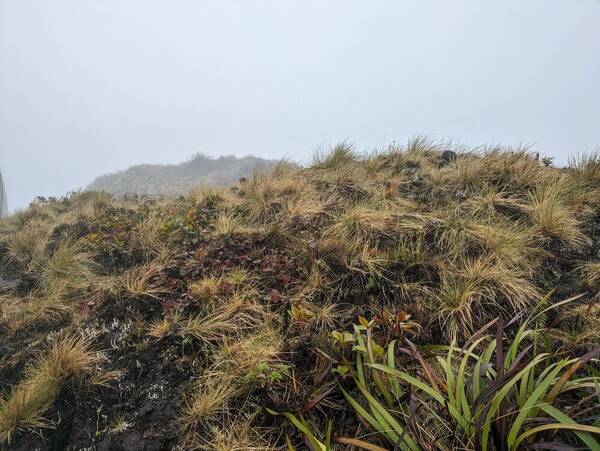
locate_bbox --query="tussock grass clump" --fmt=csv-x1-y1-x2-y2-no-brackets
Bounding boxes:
486,148,549,189
434,258,538,339
180,300,265,343
279,193,326,224
461,185,525,217
579,262,600,290
238,166,305,223
569,151,600,186
0,334,108,445
215,327,283,379
432,209,543,269
130,210,169,257
0,384,52,446
39,244,96,292
324,204,391,245
68,191,117,221
147,311,183,340
119,262,168,301
190,419,275,451
222,268,252,287
213,212,244,235
189,276,222,301
312,143,358,170
189,185,239,207
291,263,331,302
0,291,73,334
466,220,543,269
526,177,588,248
3,221,50,270
180,376,239,431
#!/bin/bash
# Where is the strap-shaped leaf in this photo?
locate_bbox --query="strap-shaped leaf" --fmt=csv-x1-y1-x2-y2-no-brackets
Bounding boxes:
514,423,600,451
507,361,568,448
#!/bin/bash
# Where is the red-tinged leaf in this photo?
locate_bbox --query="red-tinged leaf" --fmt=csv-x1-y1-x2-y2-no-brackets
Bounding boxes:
405,338,443,392
545,346,600,405
270,289,283,303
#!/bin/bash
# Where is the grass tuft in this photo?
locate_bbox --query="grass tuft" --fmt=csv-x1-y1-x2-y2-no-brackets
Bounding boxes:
0,333,107,445
526,177,588,248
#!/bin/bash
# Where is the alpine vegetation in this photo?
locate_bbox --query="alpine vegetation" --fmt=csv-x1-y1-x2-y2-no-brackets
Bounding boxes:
0,140,599,450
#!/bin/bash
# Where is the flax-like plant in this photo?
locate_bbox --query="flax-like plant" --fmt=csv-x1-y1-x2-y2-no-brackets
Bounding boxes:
337,304,600,450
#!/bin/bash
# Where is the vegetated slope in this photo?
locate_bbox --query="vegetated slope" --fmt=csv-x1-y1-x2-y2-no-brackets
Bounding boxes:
1,140,599,450
87,153,275,196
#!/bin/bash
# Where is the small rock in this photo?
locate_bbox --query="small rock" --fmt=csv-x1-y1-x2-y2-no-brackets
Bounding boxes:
441,150,457,165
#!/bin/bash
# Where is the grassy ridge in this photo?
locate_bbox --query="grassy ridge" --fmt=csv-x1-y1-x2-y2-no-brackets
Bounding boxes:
0,139,599,449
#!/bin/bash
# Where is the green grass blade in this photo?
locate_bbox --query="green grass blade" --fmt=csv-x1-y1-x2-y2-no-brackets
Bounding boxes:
507,361,568,448
266,409,326,451
353,378,418,451
514,423,600,450
340,386,397,444
539,404,600,451
473,340,496,402
387,340,403,399
457,337,487,424
368,363,469,433
479,354,546,451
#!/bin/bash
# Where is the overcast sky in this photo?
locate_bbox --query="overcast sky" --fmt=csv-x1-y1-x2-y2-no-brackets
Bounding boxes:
1,1,599,211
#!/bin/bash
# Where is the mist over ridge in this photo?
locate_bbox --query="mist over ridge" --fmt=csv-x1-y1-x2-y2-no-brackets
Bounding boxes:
87,153,275,196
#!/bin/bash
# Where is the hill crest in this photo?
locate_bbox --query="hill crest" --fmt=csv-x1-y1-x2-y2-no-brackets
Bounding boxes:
87,153,275,196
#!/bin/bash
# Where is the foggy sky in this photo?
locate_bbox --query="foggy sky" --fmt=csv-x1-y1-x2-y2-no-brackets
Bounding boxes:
1,1,599,211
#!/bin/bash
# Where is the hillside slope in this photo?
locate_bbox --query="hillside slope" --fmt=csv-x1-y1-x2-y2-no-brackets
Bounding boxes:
87,153,275,196
1,141,599,450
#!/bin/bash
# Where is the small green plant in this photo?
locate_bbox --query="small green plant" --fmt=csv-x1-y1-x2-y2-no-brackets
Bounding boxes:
541,156,554,167
251,362,289,385
268,365,289,384
256,362,269,374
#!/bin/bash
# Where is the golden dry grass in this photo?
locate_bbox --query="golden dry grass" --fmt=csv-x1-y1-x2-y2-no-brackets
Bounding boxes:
0,291,74,334
213,212,244,235
189,419,275,450
434,257,538,339
119,262,168,301
579,262,600,290
526,177,588,248
214,327,283,379
0,334,107,445
324,204,391,245
130,210,169,257
312,143,358,170
189,276,222,301
147,312,183,340
39,244,96,293
180,301,265,343
3,223,50,270
180,376,238,430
